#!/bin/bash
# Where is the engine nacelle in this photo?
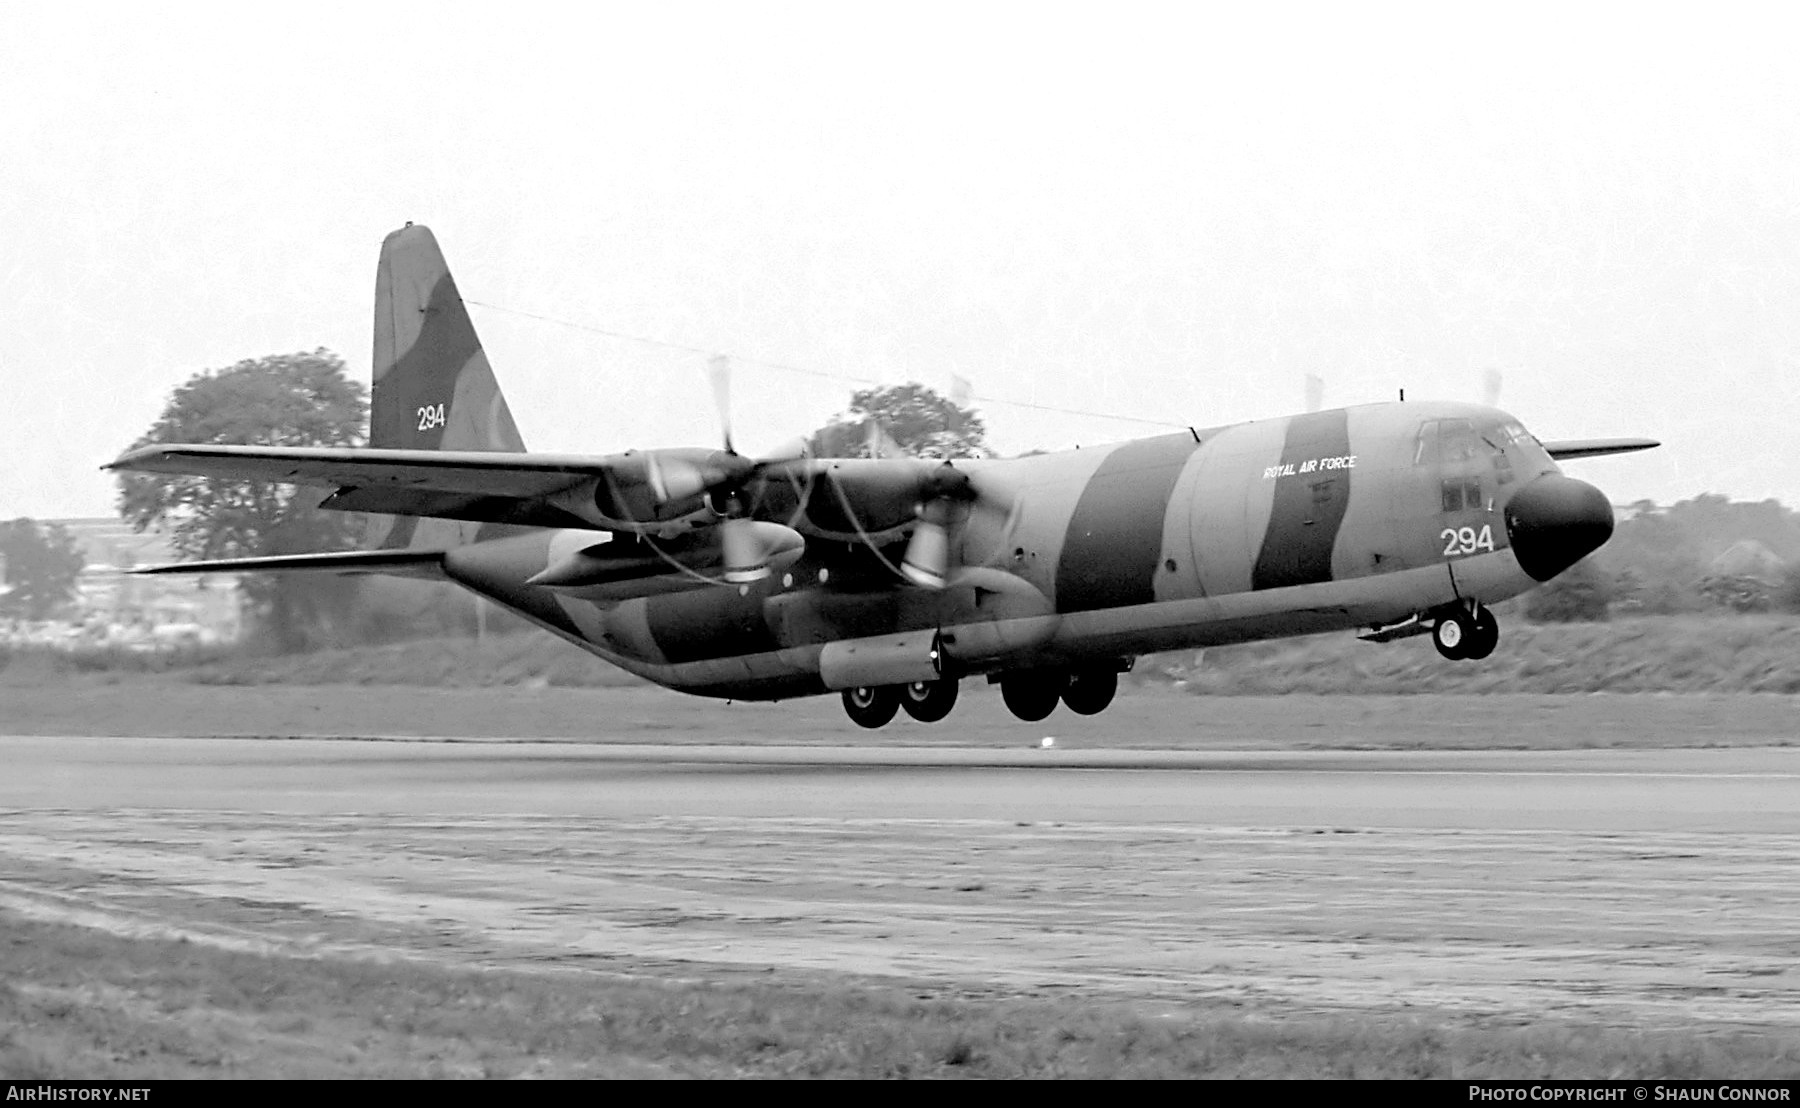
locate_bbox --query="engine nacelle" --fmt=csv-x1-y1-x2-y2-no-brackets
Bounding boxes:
547,448,752,531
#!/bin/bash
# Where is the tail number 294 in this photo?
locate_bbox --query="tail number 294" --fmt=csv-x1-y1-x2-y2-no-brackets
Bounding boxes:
1442,524,1495,557
416,403,446,431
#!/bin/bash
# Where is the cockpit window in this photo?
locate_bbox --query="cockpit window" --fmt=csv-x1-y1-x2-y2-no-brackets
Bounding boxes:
1414,419,1482,466
1440,419,1480,464
1413,421,1439,465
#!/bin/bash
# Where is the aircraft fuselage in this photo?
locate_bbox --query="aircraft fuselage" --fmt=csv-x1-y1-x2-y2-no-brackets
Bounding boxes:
439,399,1610,705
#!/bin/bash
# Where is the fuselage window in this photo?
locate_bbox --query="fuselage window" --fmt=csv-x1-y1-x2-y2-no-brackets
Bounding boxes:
1442,477,1485,513
1463,477,1485,510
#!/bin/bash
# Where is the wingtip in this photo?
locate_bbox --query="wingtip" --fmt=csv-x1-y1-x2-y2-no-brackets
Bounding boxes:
104,444,164,472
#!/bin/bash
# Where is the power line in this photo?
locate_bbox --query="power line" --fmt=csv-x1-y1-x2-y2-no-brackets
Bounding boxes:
465,299,1188,430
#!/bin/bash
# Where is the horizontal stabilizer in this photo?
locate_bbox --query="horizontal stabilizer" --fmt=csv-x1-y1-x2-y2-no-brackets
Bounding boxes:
129,549,446,578
1541,438,1660,461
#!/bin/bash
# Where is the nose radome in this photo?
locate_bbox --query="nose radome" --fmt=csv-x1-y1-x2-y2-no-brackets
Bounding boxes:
1504,475,1615,582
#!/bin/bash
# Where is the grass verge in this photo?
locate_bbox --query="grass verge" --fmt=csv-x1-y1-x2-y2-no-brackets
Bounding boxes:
2,912,1796,1079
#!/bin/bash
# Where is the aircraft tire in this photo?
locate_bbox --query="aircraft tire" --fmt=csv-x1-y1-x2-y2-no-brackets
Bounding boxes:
900,678,960,723
1464,609,1500,660
1432,613,1472,660
842,685,901,729
1001,671,1065,722
1062,668,1118,716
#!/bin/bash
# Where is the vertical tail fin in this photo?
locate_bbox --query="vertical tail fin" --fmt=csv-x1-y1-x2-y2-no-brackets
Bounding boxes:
371,223,525,453
366,224,527,550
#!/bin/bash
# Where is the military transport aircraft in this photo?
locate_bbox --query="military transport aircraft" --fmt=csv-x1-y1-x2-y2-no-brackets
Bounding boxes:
109,225,1658,727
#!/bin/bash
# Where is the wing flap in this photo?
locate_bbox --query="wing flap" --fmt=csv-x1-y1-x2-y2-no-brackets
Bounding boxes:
317,486,595,529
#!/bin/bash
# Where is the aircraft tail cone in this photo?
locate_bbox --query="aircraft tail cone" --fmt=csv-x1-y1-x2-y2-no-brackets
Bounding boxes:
1504,475,1614,581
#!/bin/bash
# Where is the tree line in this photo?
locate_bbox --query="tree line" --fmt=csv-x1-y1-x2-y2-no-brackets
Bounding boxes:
1527,497,1800,621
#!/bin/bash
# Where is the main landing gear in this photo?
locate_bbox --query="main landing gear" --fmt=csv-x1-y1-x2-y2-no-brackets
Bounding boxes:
899,677,959,722
839,661,1128,727
842,677,962,728
1432,603,1499,661
841,684,901,729
998,663,1123,722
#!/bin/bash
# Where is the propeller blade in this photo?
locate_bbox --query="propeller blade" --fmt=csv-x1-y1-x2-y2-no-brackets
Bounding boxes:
708,354,734,455
864,419,904,460
900,519,950,589
720,518,770,583
719,519,804,584
755,436,812,466
645,452,709,504
899,492,967,589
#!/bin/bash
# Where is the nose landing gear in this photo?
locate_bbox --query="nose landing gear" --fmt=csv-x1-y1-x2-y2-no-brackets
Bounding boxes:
1432,603,1499,660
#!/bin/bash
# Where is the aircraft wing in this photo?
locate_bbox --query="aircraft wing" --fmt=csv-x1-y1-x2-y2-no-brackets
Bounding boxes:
1541,438,1660,461
108,444,610,497
105,443,678,531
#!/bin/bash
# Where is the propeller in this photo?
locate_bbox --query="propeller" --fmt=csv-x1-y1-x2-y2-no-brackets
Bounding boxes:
897,463,1015,590
718,517,804,583
643,355,1016,589
1304,374,1325,414
696,354,812,582
863,418,905,460
707,353,735,454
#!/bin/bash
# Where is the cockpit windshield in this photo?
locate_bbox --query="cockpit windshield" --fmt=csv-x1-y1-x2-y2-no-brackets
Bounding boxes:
1412,418,1481,465
1415,417,1544,467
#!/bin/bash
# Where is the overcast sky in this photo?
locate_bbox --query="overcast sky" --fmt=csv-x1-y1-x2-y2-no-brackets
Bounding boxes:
3,2,1796,521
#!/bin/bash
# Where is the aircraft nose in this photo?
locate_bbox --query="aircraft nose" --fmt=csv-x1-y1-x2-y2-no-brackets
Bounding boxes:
1504,475,1615,581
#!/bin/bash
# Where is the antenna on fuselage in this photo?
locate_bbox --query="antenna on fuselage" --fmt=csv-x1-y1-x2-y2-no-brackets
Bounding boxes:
1399,388,1405,402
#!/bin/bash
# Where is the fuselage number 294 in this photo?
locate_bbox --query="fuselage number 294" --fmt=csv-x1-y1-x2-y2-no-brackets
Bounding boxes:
1442,524,1496,557
416,403,446,432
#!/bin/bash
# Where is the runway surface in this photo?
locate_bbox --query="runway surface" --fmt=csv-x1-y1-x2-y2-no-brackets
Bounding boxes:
2,735,1797,1029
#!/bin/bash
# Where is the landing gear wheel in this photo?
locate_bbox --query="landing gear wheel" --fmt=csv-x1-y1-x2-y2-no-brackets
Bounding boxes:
1000,671,1066,722
1464,608,1500,660
842,685,900,729
900,678,960,723
1432,612,1472,660
1062,668,1119,716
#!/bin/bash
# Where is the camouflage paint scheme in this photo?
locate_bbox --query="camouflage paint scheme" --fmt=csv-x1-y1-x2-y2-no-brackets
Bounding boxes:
112,225,1636,715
